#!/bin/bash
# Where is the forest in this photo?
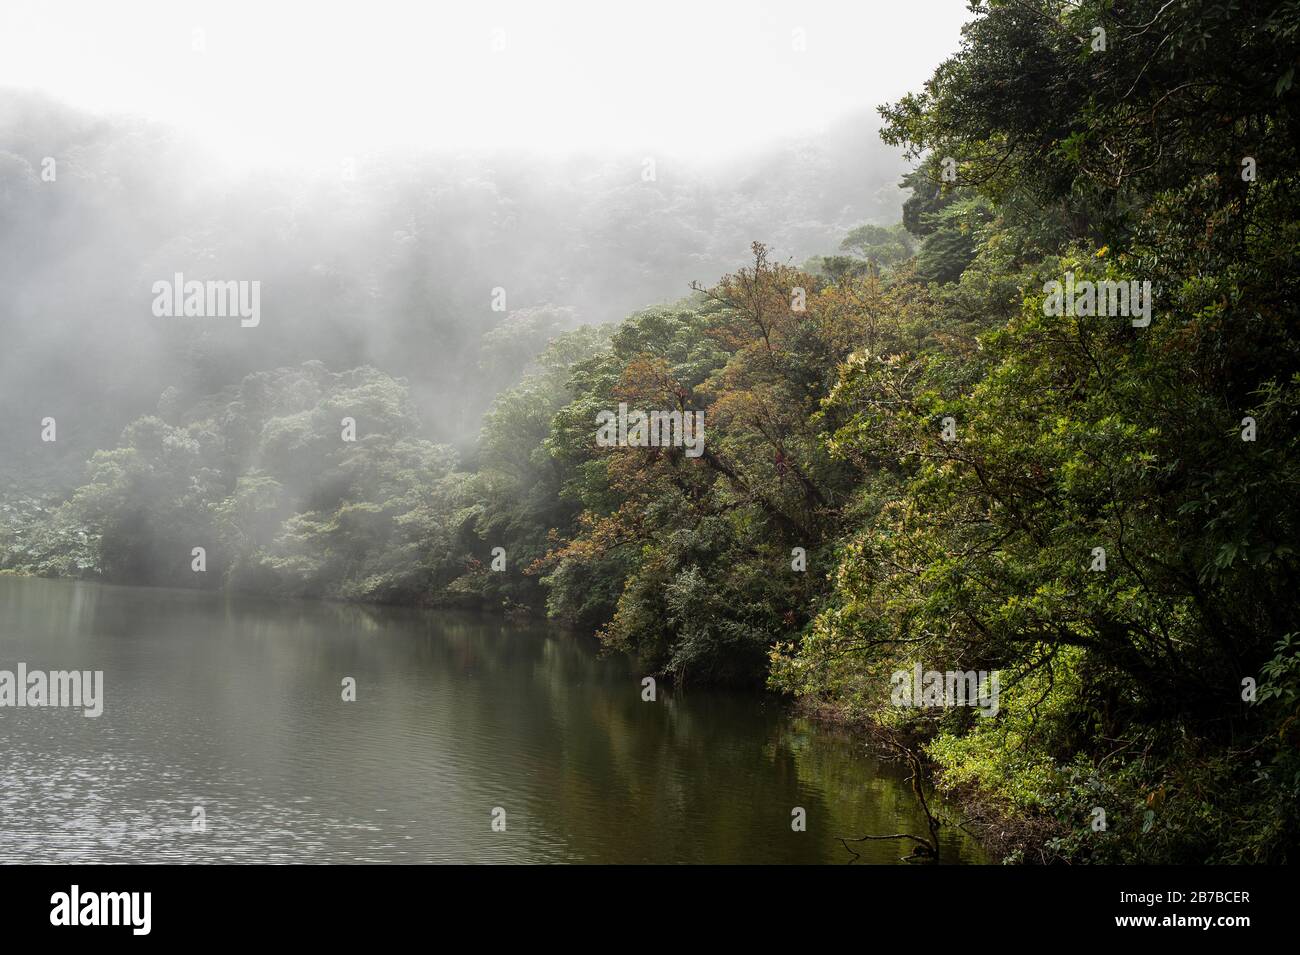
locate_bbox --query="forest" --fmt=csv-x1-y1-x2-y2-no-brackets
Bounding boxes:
3,0,1299,864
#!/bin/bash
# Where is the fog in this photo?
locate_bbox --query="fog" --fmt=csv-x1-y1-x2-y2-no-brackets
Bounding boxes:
0,0,968,532
1,0,967,159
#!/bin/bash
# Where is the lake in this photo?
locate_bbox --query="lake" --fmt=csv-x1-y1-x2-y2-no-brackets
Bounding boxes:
0,576,982,864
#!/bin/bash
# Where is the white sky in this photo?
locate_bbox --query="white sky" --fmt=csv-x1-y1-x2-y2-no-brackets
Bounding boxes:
0,0,970,163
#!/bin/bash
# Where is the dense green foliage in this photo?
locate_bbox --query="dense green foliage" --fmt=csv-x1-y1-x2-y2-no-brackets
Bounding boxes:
777,0,1300,862
5,0,1299,863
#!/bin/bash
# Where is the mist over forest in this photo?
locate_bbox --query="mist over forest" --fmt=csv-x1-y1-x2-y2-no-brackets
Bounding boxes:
0,88,906,489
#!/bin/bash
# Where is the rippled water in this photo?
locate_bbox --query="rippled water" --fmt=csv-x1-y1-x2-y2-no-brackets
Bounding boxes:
0,576,981,863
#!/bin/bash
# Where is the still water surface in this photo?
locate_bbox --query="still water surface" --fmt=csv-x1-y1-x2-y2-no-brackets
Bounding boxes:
0,576,981,863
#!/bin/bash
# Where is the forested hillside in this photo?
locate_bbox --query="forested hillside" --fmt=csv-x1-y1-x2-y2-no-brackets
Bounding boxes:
0,91,906,493
3,0,1298,863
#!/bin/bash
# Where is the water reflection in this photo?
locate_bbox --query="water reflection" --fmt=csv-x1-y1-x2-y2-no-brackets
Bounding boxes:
0,576,981,863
